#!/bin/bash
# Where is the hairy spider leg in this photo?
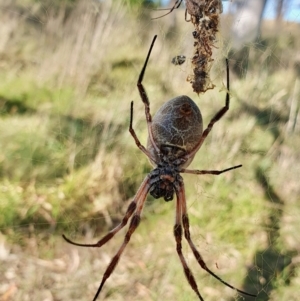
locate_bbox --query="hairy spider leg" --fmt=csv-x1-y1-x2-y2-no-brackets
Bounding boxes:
187,59,230,162
92,176,151,301
62,175,150,247
136,35,161,155
181,164,242,175
129,101,158,164
152,0,183,20
174,179,205,301
179,59,242,175
185,8,191,22
176,180,257,298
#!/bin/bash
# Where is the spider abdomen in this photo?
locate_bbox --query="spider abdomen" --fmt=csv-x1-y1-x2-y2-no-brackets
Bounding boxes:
148,96,203,166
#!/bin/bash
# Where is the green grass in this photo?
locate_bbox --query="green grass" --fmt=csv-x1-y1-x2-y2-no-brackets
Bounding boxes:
0,1,300,301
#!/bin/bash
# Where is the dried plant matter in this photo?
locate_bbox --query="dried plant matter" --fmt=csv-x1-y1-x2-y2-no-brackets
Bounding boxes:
186,0,223,94
156,0,223,94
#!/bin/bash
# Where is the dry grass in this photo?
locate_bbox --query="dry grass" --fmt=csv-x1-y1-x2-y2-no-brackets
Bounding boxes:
0,1,300,301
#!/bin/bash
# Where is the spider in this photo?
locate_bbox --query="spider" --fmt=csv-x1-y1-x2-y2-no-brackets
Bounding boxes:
62,35,257,301
171,55,186,65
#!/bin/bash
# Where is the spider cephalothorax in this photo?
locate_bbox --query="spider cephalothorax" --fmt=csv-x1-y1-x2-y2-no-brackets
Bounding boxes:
149,164,181,201
62,35,256,301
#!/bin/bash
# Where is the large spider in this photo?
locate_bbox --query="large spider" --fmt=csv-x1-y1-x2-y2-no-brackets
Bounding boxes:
62,35,256,301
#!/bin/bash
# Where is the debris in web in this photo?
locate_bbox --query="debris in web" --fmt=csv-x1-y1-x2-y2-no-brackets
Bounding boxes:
185,0,223,94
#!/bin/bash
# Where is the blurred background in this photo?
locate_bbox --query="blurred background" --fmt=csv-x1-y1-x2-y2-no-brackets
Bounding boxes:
0,0,299,300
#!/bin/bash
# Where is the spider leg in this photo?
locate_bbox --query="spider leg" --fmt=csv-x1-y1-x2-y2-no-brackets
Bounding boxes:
181,164,242,175
176,180,257,298
129,101,158,164
92,178,151,301
185,9,191,22
152,0,183,20
137,35,160,155
62,175,150,248
174,181,204,301
187,59,231,160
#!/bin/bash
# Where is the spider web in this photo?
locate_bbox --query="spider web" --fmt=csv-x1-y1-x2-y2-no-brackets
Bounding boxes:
0,0,299,301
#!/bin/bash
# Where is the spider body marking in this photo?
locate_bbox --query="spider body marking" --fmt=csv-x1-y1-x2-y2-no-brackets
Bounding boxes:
149,96,203,167
62,35,257,301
